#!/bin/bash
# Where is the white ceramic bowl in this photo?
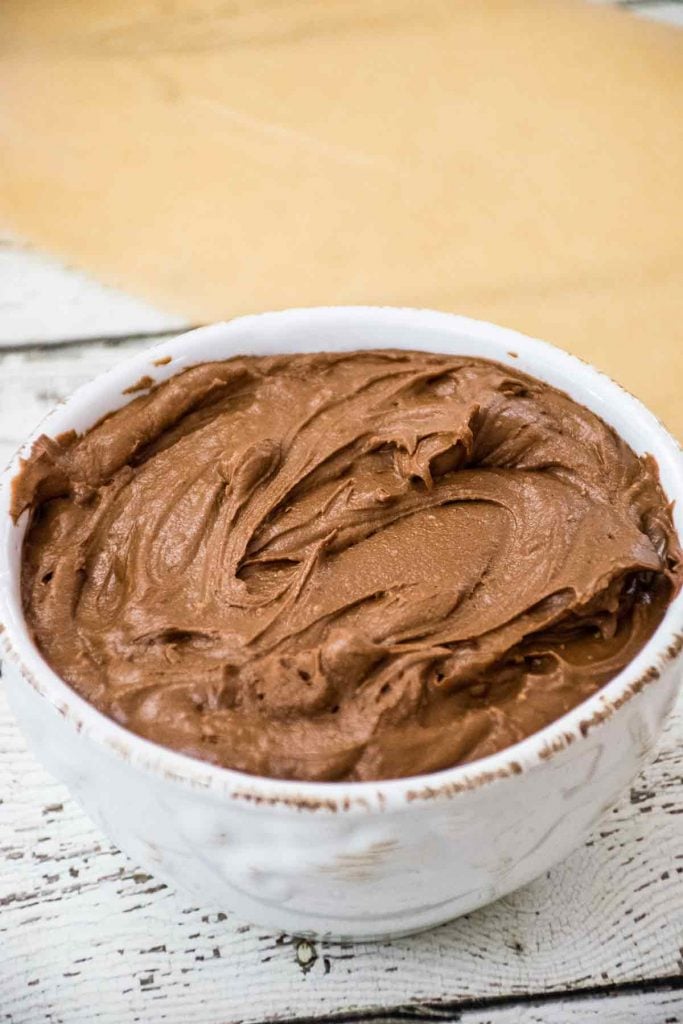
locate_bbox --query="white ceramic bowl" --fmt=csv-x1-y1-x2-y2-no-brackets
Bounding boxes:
1,308,682,941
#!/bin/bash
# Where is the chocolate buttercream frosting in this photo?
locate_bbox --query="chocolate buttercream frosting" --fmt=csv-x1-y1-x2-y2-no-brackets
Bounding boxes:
12,350,682,781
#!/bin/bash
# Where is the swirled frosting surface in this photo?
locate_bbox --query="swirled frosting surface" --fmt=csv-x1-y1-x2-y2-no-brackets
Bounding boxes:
13,350,682,781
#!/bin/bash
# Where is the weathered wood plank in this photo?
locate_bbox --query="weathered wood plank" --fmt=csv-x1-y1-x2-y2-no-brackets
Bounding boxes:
632,3,683,29
443,988,683,1023
0,237,186,346
0,338,153,469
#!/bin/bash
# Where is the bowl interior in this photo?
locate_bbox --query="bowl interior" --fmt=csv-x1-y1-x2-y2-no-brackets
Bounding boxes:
1,307,682,807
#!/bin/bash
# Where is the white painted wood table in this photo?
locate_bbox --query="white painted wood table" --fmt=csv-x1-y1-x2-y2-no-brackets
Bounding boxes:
2,200,683,1023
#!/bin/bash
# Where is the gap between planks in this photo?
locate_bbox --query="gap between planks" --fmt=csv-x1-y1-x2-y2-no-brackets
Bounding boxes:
250,978,683,1023
0,327,186,355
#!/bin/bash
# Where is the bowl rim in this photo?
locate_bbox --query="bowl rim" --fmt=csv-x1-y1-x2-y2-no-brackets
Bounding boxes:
2,305,682,814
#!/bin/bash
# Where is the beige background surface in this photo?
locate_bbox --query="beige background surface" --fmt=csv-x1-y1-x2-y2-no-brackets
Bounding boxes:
2,0,682,434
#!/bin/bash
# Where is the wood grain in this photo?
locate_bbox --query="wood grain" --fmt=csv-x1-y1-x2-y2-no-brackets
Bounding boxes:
0,237,185,347
0,336,155,469
458,989,683,1024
